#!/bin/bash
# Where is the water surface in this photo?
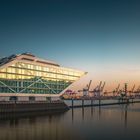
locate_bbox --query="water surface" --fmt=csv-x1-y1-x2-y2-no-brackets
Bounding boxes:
0,103,140,140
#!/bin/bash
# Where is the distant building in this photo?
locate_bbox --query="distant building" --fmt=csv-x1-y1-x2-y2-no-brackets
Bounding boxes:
0,53,86,101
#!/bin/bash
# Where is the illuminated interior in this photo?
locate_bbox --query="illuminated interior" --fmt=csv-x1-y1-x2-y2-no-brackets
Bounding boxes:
0,53,86,95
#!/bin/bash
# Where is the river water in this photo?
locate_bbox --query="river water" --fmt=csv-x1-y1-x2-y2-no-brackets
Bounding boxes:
0,103,140,140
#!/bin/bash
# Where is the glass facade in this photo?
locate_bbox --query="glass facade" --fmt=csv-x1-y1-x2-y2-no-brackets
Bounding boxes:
0,57,85,95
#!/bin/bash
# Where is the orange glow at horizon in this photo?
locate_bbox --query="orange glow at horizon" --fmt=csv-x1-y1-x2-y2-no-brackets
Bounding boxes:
70,67,140,92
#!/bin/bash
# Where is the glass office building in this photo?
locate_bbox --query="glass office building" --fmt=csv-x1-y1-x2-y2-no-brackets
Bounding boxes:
0,53,86,99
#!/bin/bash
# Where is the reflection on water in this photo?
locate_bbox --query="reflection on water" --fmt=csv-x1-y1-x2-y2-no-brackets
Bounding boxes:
124,105,128,128
1,103,140,140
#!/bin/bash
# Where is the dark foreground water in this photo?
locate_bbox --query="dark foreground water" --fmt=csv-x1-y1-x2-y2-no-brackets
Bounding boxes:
0,103,140,140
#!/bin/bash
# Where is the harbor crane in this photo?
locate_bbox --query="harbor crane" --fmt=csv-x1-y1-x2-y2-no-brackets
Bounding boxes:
128,85,135,96
116,84,120,93
100,82,106,92
78,80,92,96
97,81,105,97
134,85,140,96
94,81,102,93
89,81,100,96
89,81,105,97
119,83,128,98
113,84,120,96
131,85,135,93
137,85,140,93
103,84,120,97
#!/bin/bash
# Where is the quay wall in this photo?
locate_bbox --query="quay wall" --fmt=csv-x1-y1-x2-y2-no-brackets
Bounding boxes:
64,98,140,108
0,101,69,113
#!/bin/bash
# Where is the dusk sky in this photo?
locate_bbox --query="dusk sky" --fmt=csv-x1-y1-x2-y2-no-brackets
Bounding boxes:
0,0,140,91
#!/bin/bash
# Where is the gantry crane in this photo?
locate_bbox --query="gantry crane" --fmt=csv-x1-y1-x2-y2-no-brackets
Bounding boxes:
78,80,92,97
103,83,120,97
134,85,140,96
128,84,135,96
113,84,120,96
89,81,105,97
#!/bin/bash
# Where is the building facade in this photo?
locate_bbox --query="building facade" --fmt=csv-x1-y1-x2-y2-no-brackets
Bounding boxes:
0,53,86,101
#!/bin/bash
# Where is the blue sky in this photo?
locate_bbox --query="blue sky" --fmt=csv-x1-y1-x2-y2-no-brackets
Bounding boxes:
0,0,140,90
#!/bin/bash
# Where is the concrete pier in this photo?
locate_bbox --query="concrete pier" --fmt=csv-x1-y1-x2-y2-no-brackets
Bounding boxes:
0,101,69,113
64,98,140,108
